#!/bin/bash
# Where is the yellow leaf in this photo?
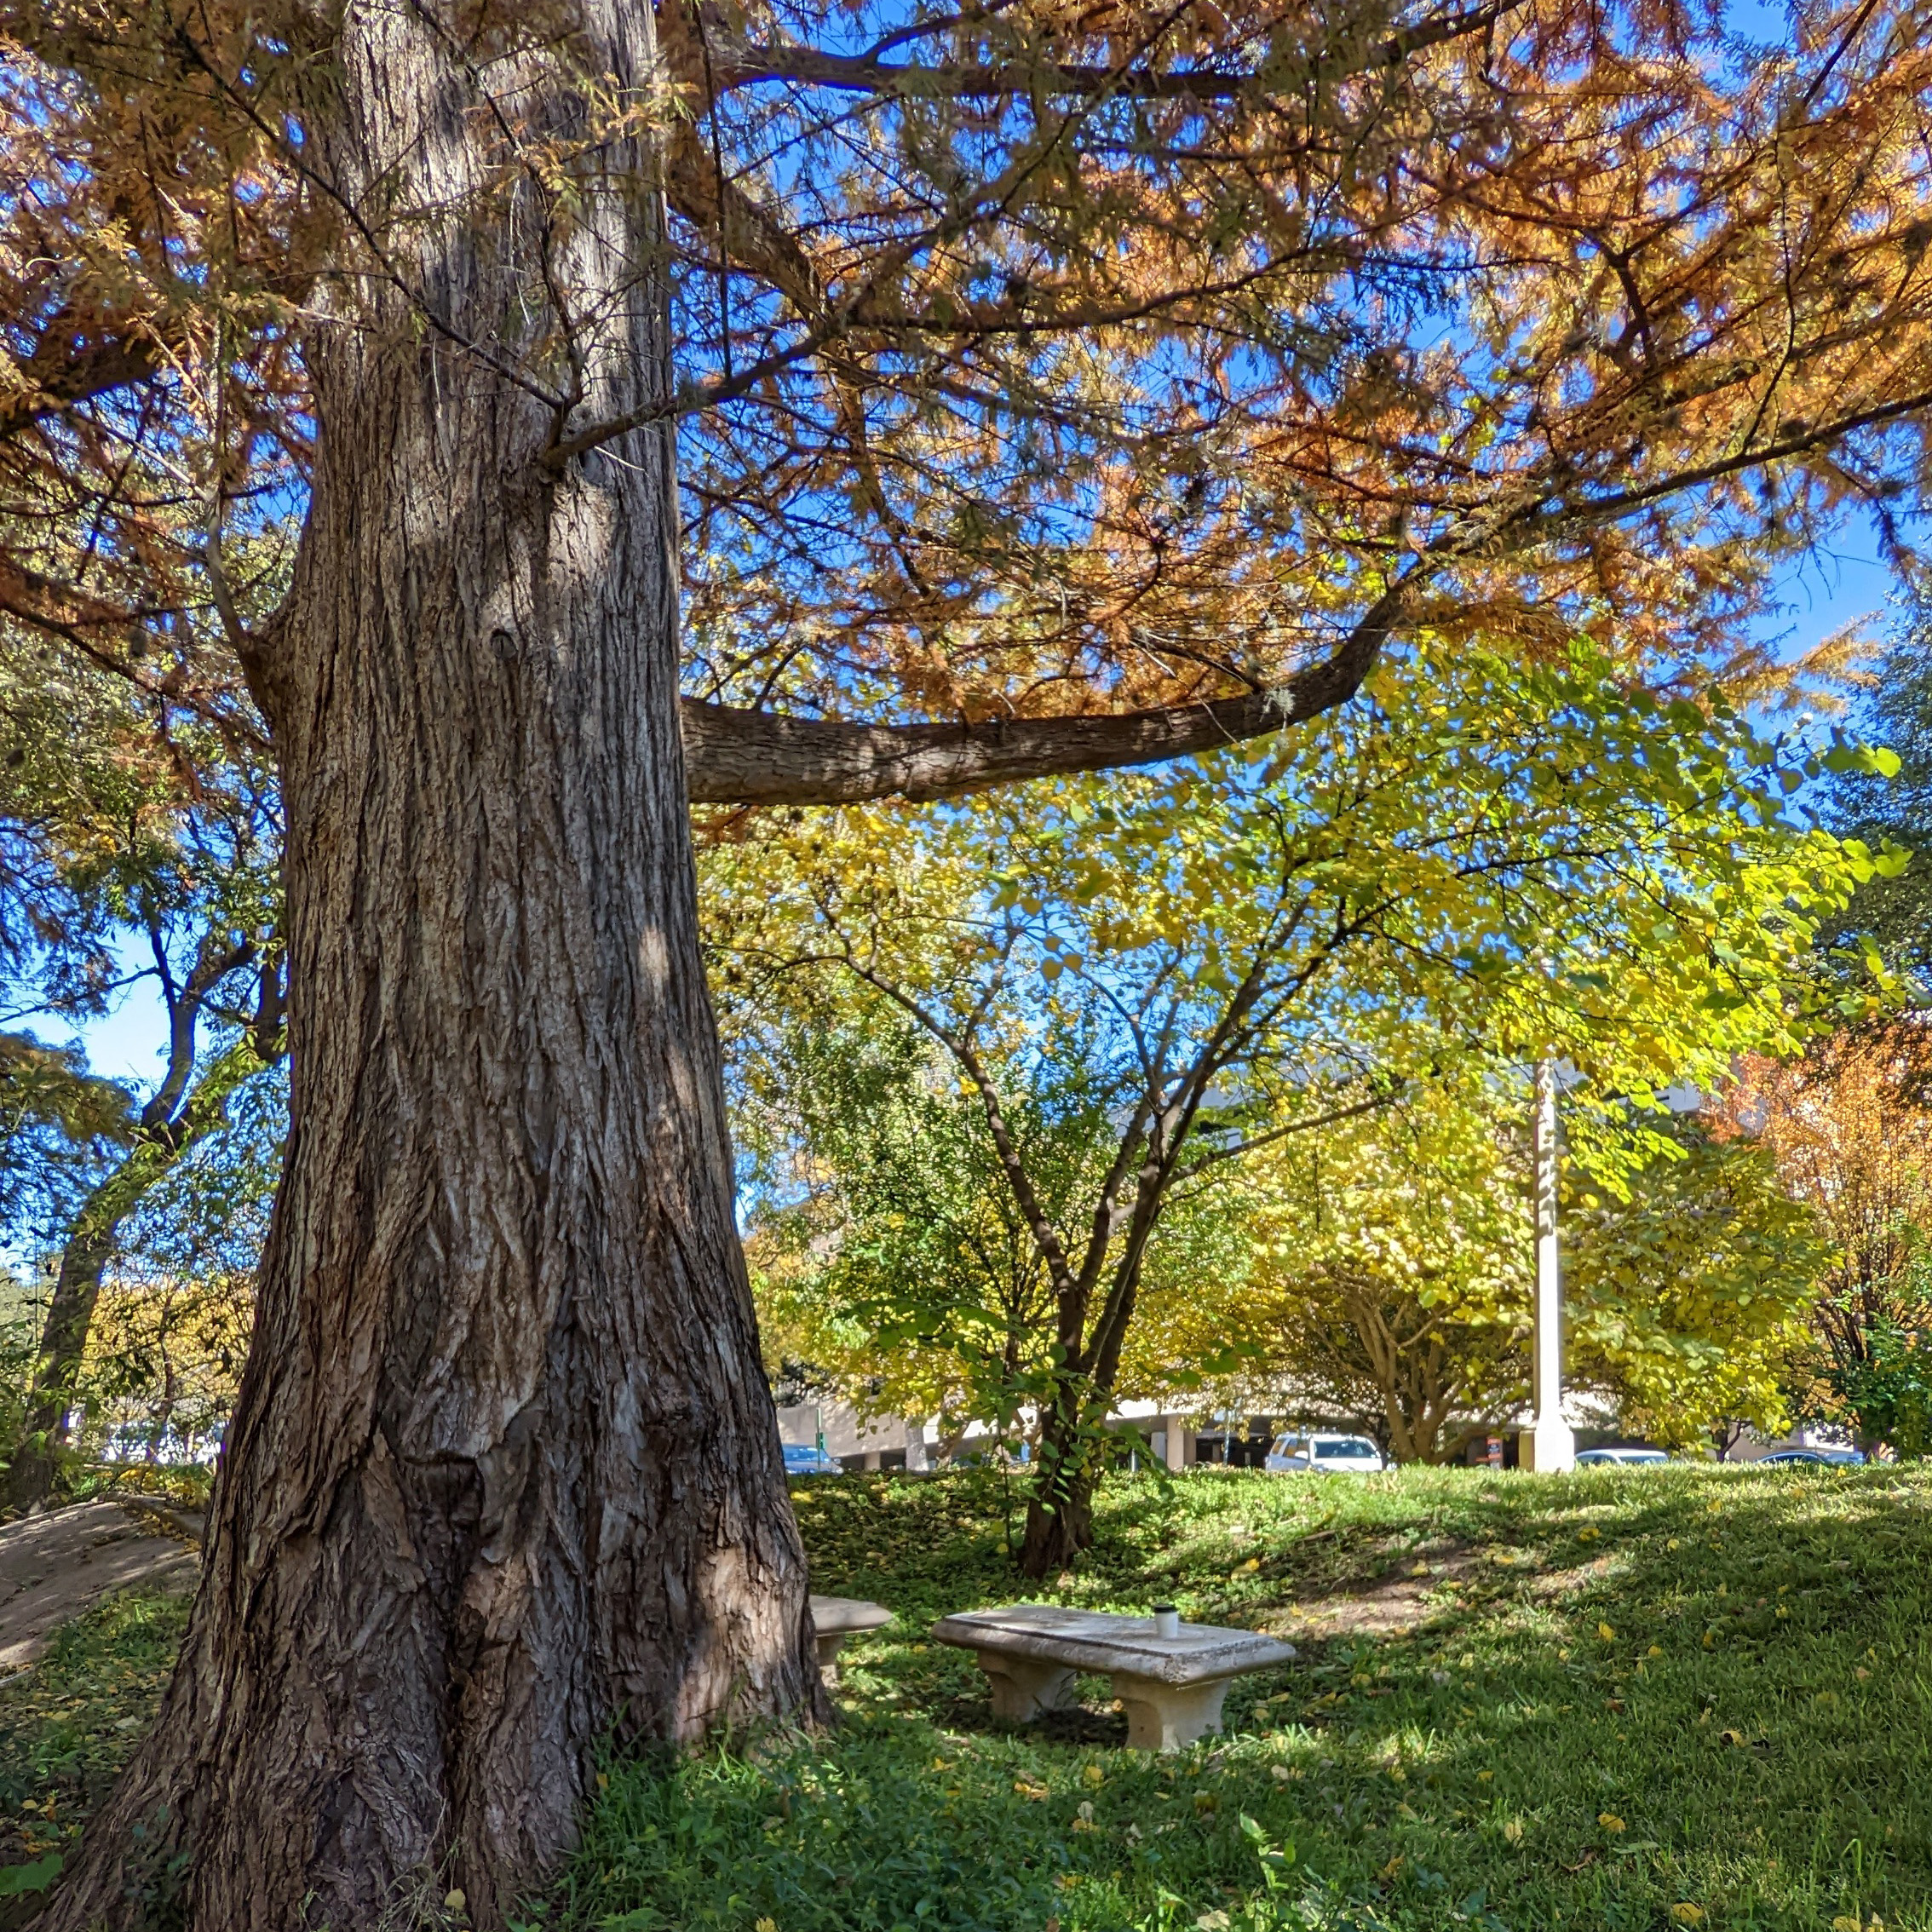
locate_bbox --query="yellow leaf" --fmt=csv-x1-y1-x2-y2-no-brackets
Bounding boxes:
1597,1622,1616,1642
1598,1813,1625,1832
1670,1906,1705,1926
1502,1819,1524,1844
756,1921,778,1932
1647,1645,1664,1659
1721,1728,1746,1747
1832,1919,1863,1932
444,1893,467,1916
1667,1538,1682,1550
1083,1762,1106,1786
1377,1854,1405,1881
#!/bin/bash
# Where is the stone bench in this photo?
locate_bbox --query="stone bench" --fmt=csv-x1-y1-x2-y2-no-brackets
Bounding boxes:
931,1602,1297,1751
808,1594,893,1676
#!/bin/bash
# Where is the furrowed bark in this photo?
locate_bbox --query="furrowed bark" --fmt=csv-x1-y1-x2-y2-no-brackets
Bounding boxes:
34,5,819,1929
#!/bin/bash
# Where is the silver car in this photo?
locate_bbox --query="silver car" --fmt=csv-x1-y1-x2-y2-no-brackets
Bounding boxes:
1265,1432,1387,1475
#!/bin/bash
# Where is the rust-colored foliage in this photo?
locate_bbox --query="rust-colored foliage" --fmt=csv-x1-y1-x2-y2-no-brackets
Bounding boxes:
1717,1025,1932,1405
6,0,1932,781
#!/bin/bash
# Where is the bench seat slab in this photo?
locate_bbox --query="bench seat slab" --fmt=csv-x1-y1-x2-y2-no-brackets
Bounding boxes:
933,1603,1296,1751
809,1594,893,1673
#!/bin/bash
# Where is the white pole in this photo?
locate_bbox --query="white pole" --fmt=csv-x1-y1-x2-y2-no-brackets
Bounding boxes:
1525,1057,1575,1472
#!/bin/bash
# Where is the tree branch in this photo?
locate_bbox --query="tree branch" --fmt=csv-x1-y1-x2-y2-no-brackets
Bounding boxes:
681,589,1400,804
700,3,1513,101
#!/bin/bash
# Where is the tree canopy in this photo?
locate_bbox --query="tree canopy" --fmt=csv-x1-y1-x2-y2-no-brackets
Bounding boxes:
719,629,1886,1548
9,0,1932,791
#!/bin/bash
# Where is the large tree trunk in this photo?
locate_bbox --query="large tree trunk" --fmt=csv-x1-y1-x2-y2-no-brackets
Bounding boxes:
35,6,819,1929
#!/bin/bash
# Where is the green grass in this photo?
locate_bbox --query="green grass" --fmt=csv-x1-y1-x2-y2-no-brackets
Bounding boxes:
9,1469,1930,1932
543,1464,1932,1932
0,1588,188,1921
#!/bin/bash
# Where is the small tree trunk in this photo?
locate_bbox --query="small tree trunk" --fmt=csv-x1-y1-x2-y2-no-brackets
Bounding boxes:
1019,1452,1095,1578
3,1196,119,1512
35,9,819,1930
1018,1383,1101,1578
7,1045,270,1514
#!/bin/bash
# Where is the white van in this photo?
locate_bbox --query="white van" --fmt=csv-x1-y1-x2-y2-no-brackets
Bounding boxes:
1266,1432,1386,1475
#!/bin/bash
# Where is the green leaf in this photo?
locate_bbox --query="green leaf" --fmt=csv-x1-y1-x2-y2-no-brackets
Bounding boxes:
0,1854,63,1898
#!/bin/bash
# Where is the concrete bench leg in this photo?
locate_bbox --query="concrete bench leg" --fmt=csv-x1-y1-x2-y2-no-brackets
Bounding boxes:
976,1651,1078,1722
1112,1673,1231,1751
815,1631,848,1680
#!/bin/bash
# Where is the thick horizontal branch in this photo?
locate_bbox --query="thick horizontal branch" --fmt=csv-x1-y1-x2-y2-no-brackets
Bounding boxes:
704,3,1511,101
0,325,158,441
681,593,1398,804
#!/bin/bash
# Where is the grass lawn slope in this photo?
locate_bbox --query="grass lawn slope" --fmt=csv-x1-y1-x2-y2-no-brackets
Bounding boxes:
6,1466,1929,1932
548,1464,1931,1932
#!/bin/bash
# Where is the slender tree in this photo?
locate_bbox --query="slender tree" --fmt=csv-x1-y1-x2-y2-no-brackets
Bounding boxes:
0,646,280,1509
1715,1026,1932,1446
9,0,1932,1918
716,639,1875,1567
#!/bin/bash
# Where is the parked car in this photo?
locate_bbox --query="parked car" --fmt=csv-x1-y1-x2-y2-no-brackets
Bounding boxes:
1265,1433,1387,1475
1576,1446,1670,1466
1760,1446,1865,1466
782,1443,843,1475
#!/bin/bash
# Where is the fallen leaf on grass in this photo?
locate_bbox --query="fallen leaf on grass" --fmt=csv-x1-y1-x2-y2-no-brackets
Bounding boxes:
1598,1814,1625,1832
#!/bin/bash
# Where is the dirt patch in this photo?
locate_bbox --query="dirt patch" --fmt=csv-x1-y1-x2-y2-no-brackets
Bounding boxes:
1265,1545,1481,1641
0,1499,198,1676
